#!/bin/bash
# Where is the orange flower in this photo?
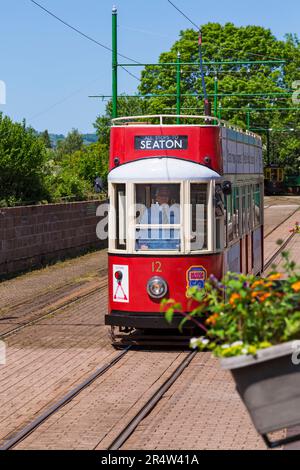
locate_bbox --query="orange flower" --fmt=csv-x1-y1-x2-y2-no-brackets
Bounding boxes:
251,280,264,289
258,293,272,303
267,273,282,281
229,293,241,306
292,281,300,292
251,291,264,298
206,313,219,326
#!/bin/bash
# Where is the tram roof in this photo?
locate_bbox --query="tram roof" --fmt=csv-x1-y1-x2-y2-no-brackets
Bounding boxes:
108,158,221,182
111,114,261,141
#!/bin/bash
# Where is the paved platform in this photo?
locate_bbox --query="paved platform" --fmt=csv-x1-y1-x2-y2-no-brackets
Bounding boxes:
121,354,284,450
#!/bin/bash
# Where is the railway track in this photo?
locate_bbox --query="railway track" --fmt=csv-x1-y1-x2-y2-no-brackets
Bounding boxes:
0,347,130,450
263,231,296,273
0,275,106,340
264,205,299,238
108,350,197,450
0,349,197,450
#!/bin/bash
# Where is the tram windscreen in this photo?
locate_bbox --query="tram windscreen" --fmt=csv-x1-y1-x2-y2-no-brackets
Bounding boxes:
190,184,208,251
135,184,181,251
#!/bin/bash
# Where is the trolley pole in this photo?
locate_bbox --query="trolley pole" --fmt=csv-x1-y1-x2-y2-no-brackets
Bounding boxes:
176,52,181,124
112,6,118,119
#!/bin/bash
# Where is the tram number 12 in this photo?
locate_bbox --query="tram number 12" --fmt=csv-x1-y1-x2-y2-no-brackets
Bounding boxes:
152,261,162,273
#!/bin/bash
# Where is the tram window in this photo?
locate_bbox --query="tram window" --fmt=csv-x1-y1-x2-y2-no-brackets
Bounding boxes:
271,169,277,180
254,184,261,226
190,184,208,251
215,184,224,251
135,184,181,251
247,186,253,231
233,187,240,239
216,218,222,251
226,194,233,243
115,184,126,250
242,187,246,234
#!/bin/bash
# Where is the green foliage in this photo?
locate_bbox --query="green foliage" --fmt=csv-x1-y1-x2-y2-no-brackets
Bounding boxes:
56,128,84,159
0,113,50,205
139,24,300,172
162,250,300,358
94,95,150,144
40,130,52,149
46,141,108,201
46,169,91,201
0,114,107,206
96,23,300,172
61,142,108,186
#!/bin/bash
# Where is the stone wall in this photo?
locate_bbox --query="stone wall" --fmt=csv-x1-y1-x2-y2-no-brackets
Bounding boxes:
0,200,107,278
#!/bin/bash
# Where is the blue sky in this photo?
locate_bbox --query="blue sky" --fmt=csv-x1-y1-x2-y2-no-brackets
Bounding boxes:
0,0,299,134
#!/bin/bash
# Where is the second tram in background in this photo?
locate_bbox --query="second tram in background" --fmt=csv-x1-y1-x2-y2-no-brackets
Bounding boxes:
105,115,264,345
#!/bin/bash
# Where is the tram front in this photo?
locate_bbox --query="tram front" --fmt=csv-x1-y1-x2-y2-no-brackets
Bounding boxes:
105,117,225,344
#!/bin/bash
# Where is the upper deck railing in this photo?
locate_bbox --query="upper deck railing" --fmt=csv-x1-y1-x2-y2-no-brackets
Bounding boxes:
111,114,261,140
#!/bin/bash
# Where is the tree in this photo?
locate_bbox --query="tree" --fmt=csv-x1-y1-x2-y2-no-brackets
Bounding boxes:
0,113,49,205
65,141,109,185
94,23,300,172
56,128,83,158
139,24,300,170
40,129,52,149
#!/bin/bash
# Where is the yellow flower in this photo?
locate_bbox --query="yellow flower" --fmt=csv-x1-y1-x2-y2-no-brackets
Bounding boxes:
292,281,300,292
264,282,273,288
267,273,282,281
229,293,241,306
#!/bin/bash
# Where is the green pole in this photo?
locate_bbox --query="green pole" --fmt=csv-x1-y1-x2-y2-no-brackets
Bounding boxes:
267,128,271,166
246,104,251,130
112,6,118,119
214,75,218,117
218,102,222,120
176,52,181,124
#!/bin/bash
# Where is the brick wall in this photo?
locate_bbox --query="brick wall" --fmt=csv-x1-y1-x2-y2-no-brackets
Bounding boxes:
0,200,107,278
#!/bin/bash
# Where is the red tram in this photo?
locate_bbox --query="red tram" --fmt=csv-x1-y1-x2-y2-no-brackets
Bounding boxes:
105,115,264,344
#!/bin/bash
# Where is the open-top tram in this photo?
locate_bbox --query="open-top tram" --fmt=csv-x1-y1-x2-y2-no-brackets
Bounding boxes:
105,115,264,345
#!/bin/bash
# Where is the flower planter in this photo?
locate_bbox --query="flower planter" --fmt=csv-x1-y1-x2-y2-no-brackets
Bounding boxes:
221,341,300,448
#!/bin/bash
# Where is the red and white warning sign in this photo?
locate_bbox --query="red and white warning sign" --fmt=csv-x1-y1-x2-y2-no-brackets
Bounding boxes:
113,265,129,303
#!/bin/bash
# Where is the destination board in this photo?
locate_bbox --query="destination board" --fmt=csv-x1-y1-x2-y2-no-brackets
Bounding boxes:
135,135,188,151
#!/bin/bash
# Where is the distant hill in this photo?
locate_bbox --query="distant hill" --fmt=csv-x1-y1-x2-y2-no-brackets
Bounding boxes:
82,133,98,145
49,133,98,147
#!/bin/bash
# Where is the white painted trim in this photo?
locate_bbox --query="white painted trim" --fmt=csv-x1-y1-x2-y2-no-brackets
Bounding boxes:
108,183,115,251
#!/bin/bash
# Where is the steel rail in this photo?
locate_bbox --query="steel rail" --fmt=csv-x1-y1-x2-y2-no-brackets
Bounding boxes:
264,206,300,239
263,232,296,272
0,348,131,451
108,350,198,450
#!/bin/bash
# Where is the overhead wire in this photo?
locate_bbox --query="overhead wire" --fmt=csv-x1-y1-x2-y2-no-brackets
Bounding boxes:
167,0,200,30
29,0,142,75
167,0,210,113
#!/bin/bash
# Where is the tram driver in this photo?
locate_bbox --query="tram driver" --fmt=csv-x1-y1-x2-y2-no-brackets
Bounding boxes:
136,185,180,251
